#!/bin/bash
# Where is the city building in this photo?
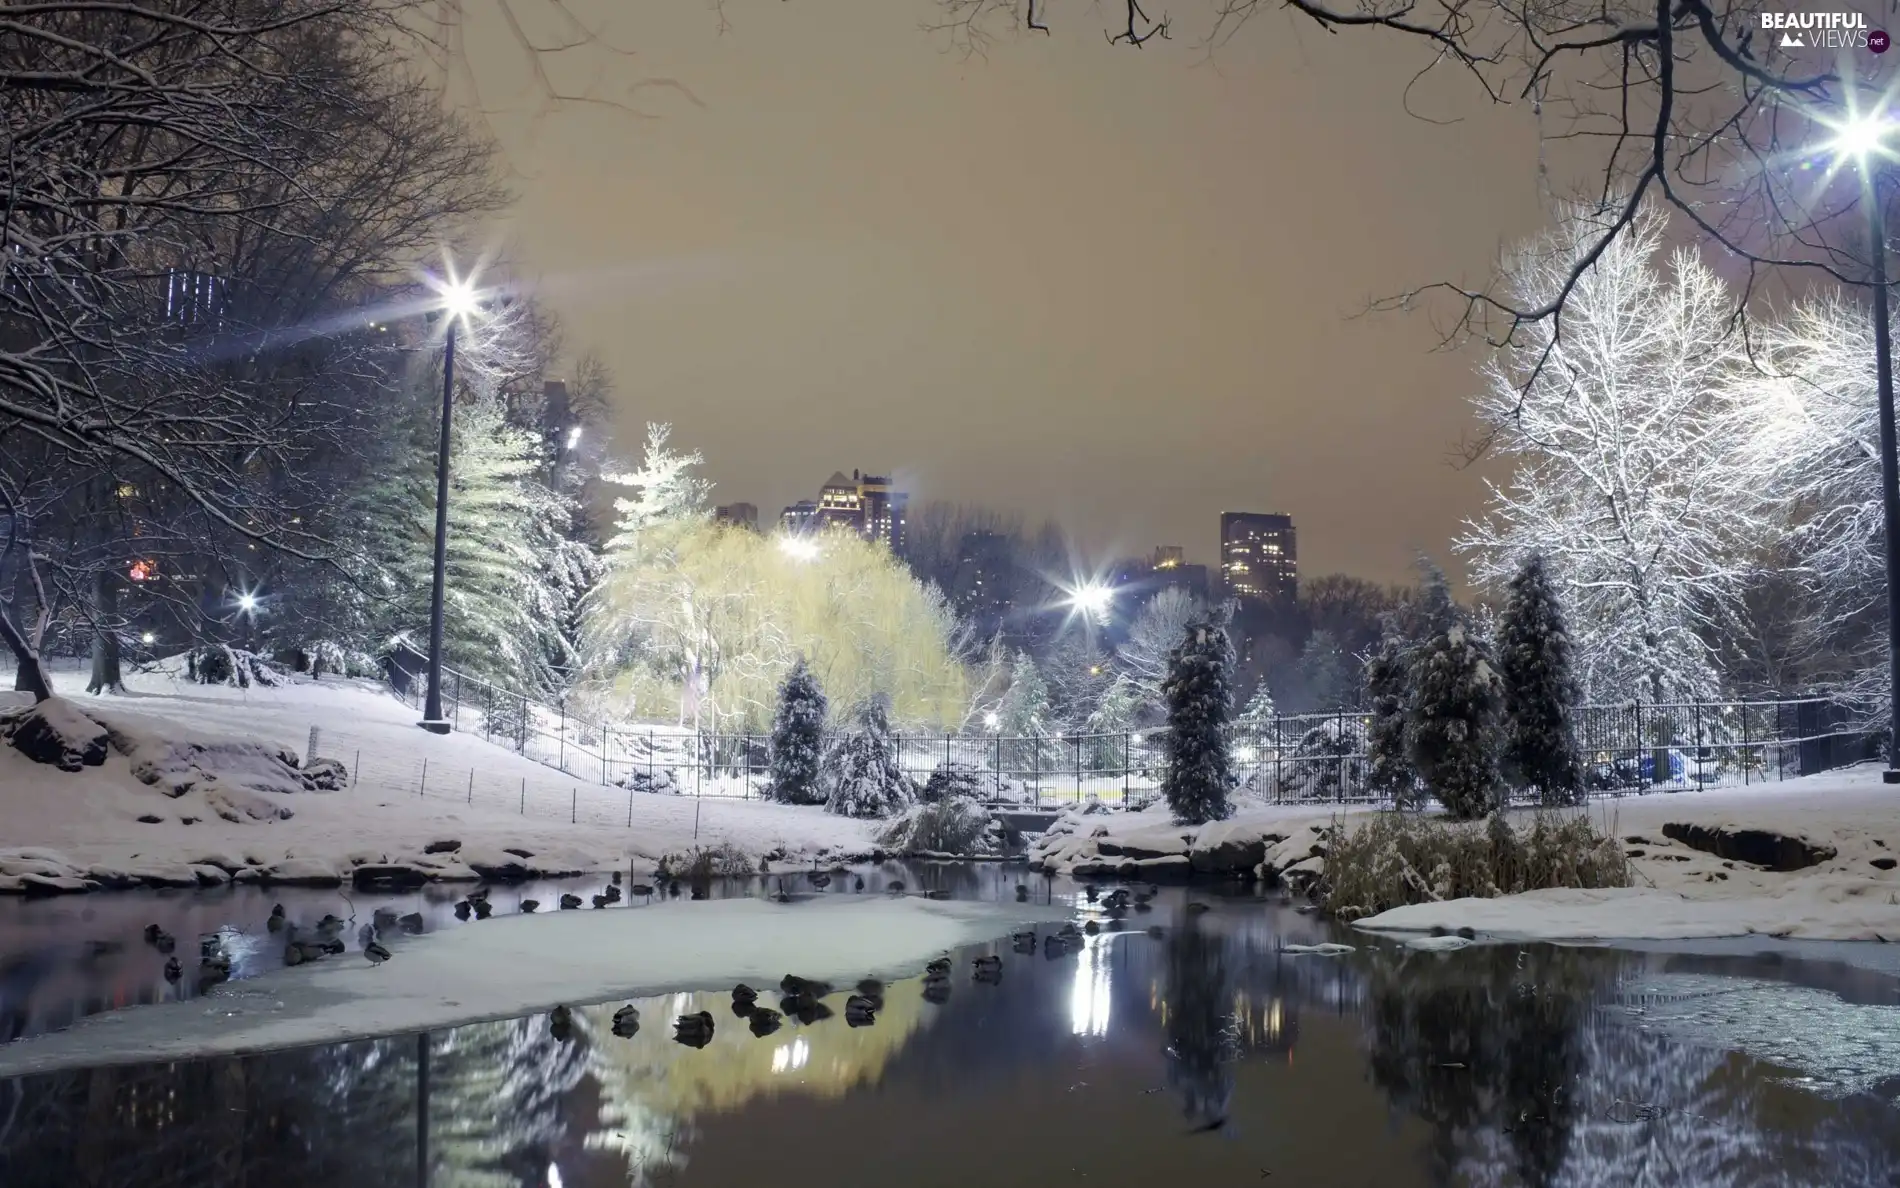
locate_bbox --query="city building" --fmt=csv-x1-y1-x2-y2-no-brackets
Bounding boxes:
780,469,909,554
1220,512,1297,604
714,502,759,531
1151,545,1185,570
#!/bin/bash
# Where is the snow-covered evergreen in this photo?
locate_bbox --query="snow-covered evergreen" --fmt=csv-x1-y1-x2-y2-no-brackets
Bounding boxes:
1496,554,1584,805
1296,629,1352,712
996,649,1052,772
766,657,828,805
1363,625,1415,805
1406,617,1504,820
1160,611,1235,825
1083,673,1143,769
823,695,914,818
1237,681,1277,727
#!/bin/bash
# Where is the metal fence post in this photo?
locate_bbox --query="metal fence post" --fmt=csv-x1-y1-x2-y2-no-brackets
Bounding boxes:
419,757,427,797
1693,701,1704,790
558,700,566,773
451,670,460,729
1074,736,1082,803
602,726,609,786
995,735,1002,799
1124,731,1131,803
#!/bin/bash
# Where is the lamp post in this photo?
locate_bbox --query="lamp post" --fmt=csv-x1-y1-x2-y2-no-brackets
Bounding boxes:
1827,109,1900,782
420,279,479,734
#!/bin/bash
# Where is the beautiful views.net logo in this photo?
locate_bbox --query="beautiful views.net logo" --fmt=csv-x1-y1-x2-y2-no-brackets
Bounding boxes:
1760,11,1889,52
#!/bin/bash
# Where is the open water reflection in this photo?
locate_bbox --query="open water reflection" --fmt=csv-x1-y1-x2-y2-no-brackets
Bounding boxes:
1,873,1898,1186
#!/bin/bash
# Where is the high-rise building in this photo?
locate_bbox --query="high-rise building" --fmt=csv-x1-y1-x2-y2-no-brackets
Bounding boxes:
780,469,909,554
1220,512,1297,604
1151,545,1185,570
714,502,759,531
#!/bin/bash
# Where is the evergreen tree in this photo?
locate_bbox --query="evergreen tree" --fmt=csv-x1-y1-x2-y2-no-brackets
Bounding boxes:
1406,615,1504,820
1160,610,1235,824
767,657,828,804
1496,554,1585,805
1084,672,1143,769
824,695,914,818
1237,681,1277,726
1364,625,1416,805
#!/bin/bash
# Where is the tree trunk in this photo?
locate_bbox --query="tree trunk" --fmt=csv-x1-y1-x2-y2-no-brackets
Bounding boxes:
87,569,123,694
0,601,52,701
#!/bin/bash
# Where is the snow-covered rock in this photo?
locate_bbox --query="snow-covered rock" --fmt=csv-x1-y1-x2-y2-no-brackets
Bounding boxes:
3,698,109,771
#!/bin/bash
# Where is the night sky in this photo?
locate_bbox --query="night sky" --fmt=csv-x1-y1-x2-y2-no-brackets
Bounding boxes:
461,0,1549,583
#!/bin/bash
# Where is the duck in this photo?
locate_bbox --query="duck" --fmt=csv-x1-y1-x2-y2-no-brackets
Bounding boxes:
1043,933,1073,958
399,912,425,934
1146,925,1166,938
924,957,952,977
1084,885,1100,903
520,899,540,913
1134,900,1154,913
810,868,831,890
603,884,623,903
612,871,624,886
466,886,490,903
853,875,865,892
472,899,493,920
844,995,877,1026
689,884,709,900
732,983,760,1008
559,894,583,910
612,1005,641,1037
144,925,176,953
163,956,183,982
316,914,345,935
772,890,794,905
358,923,377,949
1012,931,1037,954
453,900,472,921
1184,901,1211,916
855,978,886,1004
373,906,401,928
550,1005,573,1041
199,933,225,961
320,937,346,955
972,954,1003,978
199,954,232,984
780,974,832,998
286,939,327,966
1015,884,1029,902
673,1010,715,1047
592,894,611,909
267,904,288,932
886,880,906,895
1058,922,1083,940
666,881,682,899
923,889,951,901
1133,887,1156,904
921,973,951,1003
365,940,392,966
747,1007,783,1036
631,883,654,901
1084,919,1101,935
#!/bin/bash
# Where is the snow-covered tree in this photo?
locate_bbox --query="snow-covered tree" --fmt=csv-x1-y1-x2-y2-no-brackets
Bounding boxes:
1363,626,1415,806
995,649,1052,770
1457,204,1757,704
1496,554,1584,805
1043,634,1112,730
1237,681,1277,726
1118,586,1203,709
1160,611,1235,825
1407,617,1503,820
823,695,914,818
1083,673,1143,769
602,424,712,544
766,657,828,805
1721,291,1893,708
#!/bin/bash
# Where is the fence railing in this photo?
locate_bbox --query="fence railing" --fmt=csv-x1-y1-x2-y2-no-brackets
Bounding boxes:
382,664,1877,810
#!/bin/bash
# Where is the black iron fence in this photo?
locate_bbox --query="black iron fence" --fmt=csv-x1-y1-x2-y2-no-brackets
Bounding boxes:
386,667,1876,809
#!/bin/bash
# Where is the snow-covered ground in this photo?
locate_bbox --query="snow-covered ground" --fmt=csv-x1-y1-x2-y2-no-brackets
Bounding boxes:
0,895,1065,1077
1030,769,1900,942
0,667,883,894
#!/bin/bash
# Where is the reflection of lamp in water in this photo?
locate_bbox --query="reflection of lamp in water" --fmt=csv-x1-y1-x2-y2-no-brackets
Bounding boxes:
770,1036,811,1074
1069,933,1112,1037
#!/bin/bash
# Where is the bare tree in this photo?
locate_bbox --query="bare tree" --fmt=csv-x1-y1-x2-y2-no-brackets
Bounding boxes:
933,0,1886,387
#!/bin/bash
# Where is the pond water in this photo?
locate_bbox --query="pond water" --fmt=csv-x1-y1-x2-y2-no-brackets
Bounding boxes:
2,865,1899,1187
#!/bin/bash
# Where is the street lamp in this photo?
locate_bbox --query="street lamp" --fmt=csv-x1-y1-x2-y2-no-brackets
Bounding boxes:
778,535,821,562
1823,105,1900,782
420,270,486,734
1067,582,1114,621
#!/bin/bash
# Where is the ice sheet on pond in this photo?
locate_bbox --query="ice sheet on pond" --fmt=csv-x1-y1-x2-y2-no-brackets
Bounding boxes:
0,896,1067,1078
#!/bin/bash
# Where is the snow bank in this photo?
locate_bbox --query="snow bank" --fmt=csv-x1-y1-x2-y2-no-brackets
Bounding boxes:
0,669,884,895
1353,767,1900,942
1028,800,1338,882
0,895,1067,1077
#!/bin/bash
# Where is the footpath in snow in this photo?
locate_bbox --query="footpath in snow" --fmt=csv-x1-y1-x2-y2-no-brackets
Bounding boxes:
1029,770,1900,943
0,668,880,895
0,895,1065,1077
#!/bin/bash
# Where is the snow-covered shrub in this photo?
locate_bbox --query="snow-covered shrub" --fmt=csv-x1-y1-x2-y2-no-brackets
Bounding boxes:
879,797,1007,857
1246,718,1366,802
1319,811,1627,920
1160,613,1235,825
822,696,915,819
1496,554,1585,806
301,757,349,791
920,760,987,804
618,767,681,796
766,657,827,804
189,645,284,689
1363,628,1416,805
0,698,108,771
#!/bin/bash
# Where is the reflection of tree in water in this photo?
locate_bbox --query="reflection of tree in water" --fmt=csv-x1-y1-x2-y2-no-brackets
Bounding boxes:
1164,919,1238,1131
1363,945,1900,1187
430,1013,594,1186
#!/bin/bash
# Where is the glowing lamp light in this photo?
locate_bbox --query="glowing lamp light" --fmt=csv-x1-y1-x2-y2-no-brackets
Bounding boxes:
983,711,1001,730
778,535,820,562
127,559,152,582
566,426,583,449
1068,583,1114,619
141,632,155,645
237,592,258,612
438,278,479,321
1828,114,1892,162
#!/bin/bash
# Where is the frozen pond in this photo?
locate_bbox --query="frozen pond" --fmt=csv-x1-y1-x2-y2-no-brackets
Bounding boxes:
2,866,1899,1185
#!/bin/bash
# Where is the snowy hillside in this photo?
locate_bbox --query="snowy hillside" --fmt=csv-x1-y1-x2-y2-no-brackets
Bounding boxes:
0,666,879,895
